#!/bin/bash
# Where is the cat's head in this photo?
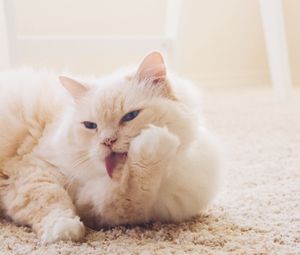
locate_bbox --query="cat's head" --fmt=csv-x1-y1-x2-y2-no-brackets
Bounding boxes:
59,52,197,179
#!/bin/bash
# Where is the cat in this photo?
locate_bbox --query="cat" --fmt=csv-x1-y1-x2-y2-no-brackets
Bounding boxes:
0,52,221,243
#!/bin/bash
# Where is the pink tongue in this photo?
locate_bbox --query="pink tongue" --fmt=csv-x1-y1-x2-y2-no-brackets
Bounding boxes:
104,153,126,178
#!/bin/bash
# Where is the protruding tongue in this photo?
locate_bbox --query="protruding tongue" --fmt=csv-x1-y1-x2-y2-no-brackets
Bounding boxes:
104,152,127,178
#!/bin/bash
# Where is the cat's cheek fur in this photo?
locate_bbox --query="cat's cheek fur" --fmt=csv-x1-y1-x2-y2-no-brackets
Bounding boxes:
73,124,96,145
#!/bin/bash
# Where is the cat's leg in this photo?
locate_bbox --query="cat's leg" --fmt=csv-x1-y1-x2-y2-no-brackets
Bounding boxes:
100,125,180,225
151,128,221,222
1,162,85,243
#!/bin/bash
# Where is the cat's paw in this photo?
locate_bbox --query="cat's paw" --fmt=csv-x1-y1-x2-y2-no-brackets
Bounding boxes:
130,125,180,160
40,212,85,244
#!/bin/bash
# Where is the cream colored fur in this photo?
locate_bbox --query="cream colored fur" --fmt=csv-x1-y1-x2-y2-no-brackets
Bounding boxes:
0,52,221,243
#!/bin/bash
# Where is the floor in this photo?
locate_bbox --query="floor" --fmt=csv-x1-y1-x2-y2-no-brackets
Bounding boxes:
0,86,299,254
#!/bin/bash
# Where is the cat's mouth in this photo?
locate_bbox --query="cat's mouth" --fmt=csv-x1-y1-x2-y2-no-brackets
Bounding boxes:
104,152,127,178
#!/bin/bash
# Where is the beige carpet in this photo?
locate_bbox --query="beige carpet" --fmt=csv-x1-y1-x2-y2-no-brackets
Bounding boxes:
1,86,299,254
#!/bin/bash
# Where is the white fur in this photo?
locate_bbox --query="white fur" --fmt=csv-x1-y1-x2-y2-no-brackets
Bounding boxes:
0,61,221,241
40,209,85,244
130,125,180,158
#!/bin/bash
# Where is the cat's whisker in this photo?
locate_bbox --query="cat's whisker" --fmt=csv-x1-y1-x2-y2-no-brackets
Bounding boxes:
65,157,93,192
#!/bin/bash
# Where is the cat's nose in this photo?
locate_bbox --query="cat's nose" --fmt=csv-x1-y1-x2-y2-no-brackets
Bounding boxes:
103,137,117,147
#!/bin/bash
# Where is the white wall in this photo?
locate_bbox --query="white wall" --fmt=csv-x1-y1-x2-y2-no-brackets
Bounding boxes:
15,0,167,36
283,0,300,86
4,0,300,86
13,0,169,75
0,0,10,68
178,0,270,86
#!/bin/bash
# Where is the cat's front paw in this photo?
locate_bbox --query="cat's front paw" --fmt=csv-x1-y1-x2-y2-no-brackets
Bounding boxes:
130,125,180,160
40,210,85,244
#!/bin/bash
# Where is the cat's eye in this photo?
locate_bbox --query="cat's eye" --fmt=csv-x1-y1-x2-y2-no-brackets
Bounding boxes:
82,121,97,129
121,110,140,122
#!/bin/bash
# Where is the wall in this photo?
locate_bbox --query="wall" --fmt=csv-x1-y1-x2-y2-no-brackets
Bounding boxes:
178,0,270,86
283,0,300,86
9,0,300,86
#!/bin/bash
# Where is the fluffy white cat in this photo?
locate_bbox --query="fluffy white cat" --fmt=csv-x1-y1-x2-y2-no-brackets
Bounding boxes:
0,52,221,243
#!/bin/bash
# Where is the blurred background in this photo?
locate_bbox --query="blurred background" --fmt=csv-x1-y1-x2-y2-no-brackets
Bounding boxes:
0,0,299,92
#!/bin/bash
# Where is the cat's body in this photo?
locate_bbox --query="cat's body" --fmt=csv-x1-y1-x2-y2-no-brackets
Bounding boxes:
0,53,221,243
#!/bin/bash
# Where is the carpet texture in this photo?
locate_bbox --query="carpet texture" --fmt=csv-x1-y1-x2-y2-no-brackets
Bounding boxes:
1,86,299,254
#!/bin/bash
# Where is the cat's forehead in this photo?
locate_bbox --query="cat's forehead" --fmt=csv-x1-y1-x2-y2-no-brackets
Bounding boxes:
89,77,141,121
85,70,161,122
94,76,132,104
97,88,125,113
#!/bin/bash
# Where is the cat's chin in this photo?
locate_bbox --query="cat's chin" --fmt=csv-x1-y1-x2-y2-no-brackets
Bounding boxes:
104,152,127,178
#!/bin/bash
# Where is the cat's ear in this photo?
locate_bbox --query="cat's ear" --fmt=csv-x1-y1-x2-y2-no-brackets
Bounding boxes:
59,76,88,100
136,52,166,83
136,52,176,100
